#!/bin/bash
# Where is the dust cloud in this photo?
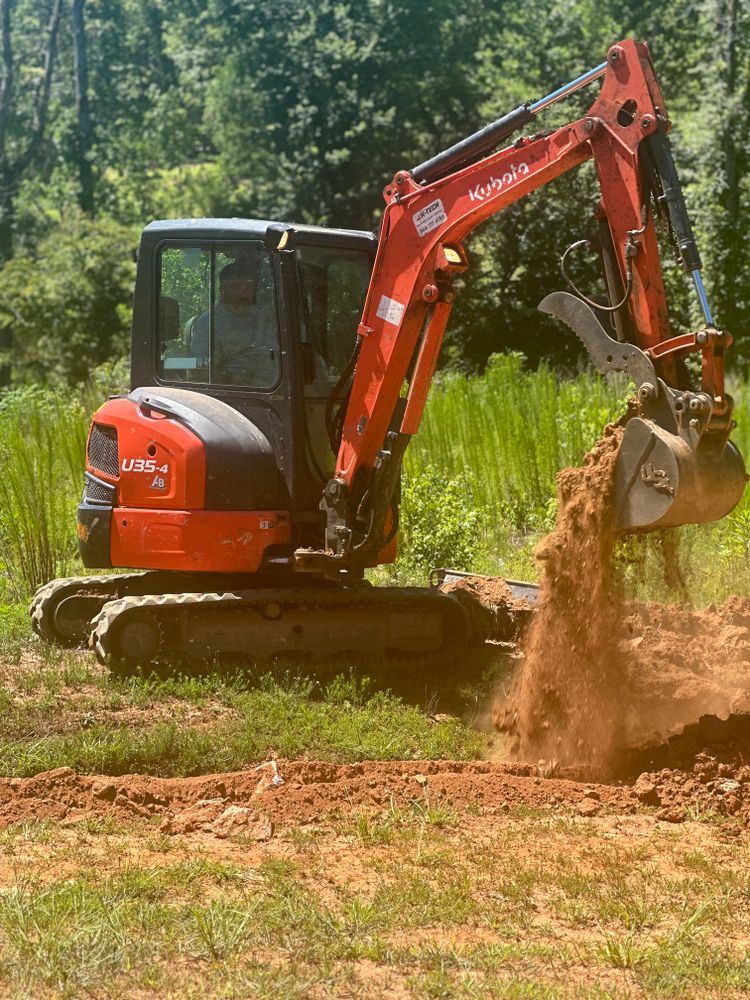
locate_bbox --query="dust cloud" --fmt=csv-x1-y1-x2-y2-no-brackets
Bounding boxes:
494,425,750,775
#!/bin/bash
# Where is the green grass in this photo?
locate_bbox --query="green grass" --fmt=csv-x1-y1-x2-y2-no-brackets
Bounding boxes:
2,356,750,602
397,357,750,602
409,353,630,532
0,672,482,777
0,603,32,662
0,388,88,602
1,812,750,998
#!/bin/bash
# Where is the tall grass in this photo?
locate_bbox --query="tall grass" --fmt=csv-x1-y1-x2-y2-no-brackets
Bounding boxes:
408,353,629,532
0,389,88,601
1,357,749,605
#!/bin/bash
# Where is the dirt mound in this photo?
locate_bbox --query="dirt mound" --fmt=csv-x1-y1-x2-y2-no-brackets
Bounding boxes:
440,575,532,637
0,760,639,834
631,745,750,823
494,425,626,771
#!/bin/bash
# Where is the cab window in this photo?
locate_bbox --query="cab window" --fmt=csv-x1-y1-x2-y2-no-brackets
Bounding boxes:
296,246,371,397
157,242,280,388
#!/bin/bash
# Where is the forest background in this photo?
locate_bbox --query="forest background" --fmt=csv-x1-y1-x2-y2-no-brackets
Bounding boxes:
0,0,747,387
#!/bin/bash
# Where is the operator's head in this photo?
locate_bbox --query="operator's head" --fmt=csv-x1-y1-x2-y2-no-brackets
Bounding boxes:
219,262,255,311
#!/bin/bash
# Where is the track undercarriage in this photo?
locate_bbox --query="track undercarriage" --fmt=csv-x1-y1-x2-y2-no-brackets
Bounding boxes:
32,573,510,672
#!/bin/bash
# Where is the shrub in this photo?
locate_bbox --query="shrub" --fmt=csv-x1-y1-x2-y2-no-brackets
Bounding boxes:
0,209,136,386
399,467,480,574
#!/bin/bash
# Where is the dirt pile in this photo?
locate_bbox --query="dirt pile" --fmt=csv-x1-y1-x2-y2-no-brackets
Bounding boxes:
0,760,639,834
494,425,627,771
633,750,750,823
441,575,532,638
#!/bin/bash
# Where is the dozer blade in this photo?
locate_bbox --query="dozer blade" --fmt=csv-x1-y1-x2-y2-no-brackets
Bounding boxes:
539,291,748,532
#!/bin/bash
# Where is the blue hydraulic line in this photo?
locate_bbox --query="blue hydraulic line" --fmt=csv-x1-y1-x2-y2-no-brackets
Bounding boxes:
530,61,609,115
692,270,715,327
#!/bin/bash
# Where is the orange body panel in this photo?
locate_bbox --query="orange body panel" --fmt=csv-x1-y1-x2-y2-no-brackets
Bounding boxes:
87,397,206,510
110,509,291,572
84,397,295,573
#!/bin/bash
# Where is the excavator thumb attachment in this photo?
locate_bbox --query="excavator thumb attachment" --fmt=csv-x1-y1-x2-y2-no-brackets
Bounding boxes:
539,291,747,532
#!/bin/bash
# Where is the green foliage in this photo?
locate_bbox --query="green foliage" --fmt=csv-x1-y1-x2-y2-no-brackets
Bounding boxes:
0,387,88,600
201,0,490,228
399,468,481,574
408,353,629,535
0,209,137,385
3,0,750,381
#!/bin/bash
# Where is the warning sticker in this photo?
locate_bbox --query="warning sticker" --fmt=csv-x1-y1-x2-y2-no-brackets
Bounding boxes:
413,198,447,237
376,294,406,327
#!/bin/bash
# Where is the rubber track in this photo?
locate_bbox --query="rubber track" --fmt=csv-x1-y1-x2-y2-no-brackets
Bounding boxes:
91,587,470,669
30,573,150,645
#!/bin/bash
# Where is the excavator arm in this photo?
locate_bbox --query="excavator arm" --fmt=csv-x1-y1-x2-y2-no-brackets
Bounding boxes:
293,38,745,574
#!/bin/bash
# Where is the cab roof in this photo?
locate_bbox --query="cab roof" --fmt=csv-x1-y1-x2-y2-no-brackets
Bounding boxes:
142,218,377,252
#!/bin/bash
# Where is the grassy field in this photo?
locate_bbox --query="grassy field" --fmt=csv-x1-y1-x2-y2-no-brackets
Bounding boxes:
2,356,750,602
0,359,749,785
0,649,484,778
1,363,750,998
1,798,749,997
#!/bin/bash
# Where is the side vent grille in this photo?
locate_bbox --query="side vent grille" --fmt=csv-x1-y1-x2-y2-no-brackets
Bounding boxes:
87,423,119,479
84,474,115,506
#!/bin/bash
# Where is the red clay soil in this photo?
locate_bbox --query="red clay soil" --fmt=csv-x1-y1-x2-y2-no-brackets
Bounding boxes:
494,425,627,772
632,748,750,824
441,576,533,640
0,760,639,837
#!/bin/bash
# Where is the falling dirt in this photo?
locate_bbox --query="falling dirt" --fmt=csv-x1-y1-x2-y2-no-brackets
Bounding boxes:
494,424,627,772
483,412,750,788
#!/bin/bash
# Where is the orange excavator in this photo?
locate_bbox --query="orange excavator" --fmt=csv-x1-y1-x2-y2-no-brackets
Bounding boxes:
32,39,746,669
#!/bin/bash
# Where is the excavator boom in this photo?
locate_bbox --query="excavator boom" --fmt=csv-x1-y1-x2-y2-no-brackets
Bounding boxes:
307,38,745,571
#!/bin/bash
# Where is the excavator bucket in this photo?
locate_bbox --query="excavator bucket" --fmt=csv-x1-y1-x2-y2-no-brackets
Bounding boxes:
539,292,747,533
614,418,746,531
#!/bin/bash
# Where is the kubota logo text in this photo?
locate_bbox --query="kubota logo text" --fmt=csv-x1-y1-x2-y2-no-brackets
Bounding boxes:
468,161,530,203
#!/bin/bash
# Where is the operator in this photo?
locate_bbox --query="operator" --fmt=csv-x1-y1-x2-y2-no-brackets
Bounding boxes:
186,262,279,386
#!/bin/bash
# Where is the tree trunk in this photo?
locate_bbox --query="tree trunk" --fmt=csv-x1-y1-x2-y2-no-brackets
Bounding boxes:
71,0,94,213
0,0,16,261
0,0,62,263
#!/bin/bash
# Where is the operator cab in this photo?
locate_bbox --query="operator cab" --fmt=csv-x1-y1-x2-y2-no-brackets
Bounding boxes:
136,219,375,508
79,220,377,571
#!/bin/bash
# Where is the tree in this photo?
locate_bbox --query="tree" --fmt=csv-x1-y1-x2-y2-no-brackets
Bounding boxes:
71,0,93,213
0,0,62,260
707,0,749,343
200,0,490,228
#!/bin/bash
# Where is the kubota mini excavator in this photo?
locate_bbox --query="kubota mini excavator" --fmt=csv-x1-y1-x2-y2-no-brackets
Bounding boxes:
32,39,746,669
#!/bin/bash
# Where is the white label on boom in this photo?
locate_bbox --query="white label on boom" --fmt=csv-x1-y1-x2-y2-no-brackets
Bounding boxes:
413,198,447,237
376,294,406,327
